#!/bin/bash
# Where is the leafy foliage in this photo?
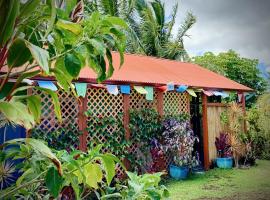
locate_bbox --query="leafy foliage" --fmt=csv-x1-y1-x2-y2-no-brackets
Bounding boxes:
129,108,162,143
245,93,270,160
0,0,127,129
86,111,131,159
119,171,170,200
85,0,196,60
192,50,268,106
215,133,232,158
0,139,124,199
31,125,82,151
161,115,199,168
129,109,163,173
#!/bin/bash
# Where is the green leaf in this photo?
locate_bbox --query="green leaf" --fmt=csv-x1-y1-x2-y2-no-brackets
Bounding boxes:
0,0,19,47
36,87,62,122
84,163,103,189
45,0,56,37
105,16,128,29
89,38,106,56
7,38,31,68
64,53,82,78
56,19,82,35
106,50,114,79
0,101,17,121
45,167,64,198
11,86,33,96
16,70,40,84
25,41,50,73
0,100,35,129
26,95,41,123
97,155,116,185
19,0,39,19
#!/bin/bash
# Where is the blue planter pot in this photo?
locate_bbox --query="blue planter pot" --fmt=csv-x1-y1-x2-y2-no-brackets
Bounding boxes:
216,157,233,169
169,165,189,180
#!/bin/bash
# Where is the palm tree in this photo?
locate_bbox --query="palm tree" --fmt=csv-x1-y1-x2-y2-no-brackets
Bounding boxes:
84,0,196,61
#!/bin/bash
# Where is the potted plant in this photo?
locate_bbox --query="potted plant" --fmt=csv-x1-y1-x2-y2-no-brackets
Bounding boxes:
215,133,233,168
162,116,199,180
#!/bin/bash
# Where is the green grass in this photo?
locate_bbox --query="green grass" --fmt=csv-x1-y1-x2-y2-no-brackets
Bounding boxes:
165,160,270,200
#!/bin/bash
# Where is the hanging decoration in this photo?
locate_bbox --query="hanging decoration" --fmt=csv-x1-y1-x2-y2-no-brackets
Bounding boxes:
106,85,119,95
238,93,243,102
91,84,106,89
213,91,224,96
203,90,214,96
157,85,167,92
167,82,174,91
37,81,57,91
22,79,34,85
176,85,188,93
220,91,229,98
134,86,148,94
145,86,154,101
120,85,131,94
187,89,197,97
75,83,87,97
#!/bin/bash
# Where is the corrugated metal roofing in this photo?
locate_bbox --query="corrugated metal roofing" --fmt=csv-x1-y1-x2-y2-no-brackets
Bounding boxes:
78,52,252,91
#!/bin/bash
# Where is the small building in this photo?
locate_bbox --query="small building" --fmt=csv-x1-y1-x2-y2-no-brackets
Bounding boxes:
2,52,252,170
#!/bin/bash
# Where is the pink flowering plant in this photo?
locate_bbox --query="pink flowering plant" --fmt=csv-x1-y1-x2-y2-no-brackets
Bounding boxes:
162,115,200,168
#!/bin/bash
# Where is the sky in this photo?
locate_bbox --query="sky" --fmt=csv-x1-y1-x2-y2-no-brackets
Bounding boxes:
164,0,270,78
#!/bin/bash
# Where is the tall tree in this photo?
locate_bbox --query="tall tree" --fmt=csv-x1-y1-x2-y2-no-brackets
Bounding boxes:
84,0,196,60
193,50,268,106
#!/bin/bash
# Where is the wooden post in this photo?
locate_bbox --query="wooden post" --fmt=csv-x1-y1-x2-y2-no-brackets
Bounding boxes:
186,92,190,114
123,94,130,140
202,93,210,170
78,96,88,151
241,92,247,133
156,90,164,116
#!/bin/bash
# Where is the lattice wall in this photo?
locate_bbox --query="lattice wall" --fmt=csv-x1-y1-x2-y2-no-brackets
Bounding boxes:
85,87,125,177
32,89,79,148
130,89,157,110
34,86,191,174
85,87,124,147
164,91,189,115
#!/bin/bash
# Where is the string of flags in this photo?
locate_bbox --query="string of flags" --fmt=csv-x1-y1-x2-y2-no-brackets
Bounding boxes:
35,80,239,101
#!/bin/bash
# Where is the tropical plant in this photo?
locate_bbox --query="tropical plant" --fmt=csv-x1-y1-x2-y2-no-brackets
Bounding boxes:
85,111,131,159
245,93,270,160
0,0,127,129
221,102,248,167
215,133,232,158
162,115,199,168
118,171,170,200
129,108,162,173
85,0,196,60
0,139,124,199
31,125,82,151
192,50,267,106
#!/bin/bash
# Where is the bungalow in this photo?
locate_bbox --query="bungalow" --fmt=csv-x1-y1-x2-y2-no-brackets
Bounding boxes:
1,52,252,170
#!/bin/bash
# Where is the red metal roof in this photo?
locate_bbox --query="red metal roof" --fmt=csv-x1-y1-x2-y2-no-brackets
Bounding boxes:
79,52,252,91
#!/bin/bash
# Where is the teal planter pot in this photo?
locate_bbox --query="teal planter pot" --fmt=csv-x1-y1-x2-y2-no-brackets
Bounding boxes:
216,157,233,169
169,165,189,180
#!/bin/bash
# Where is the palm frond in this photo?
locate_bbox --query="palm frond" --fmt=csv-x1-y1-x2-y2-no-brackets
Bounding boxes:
177,12,196,42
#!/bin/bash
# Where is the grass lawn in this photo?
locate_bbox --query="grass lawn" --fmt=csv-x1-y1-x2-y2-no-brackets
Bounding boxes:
165,160,270,200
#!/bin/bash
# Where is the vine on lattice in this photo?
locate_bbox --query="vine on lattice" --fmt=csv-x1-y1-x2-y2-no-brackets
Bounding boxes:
31,89,79,148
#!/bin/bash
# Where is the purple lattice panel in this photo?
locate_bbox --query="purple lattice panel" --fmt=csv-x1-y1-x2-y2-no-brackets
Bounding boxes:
163,91,189,115
129,89,158,110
